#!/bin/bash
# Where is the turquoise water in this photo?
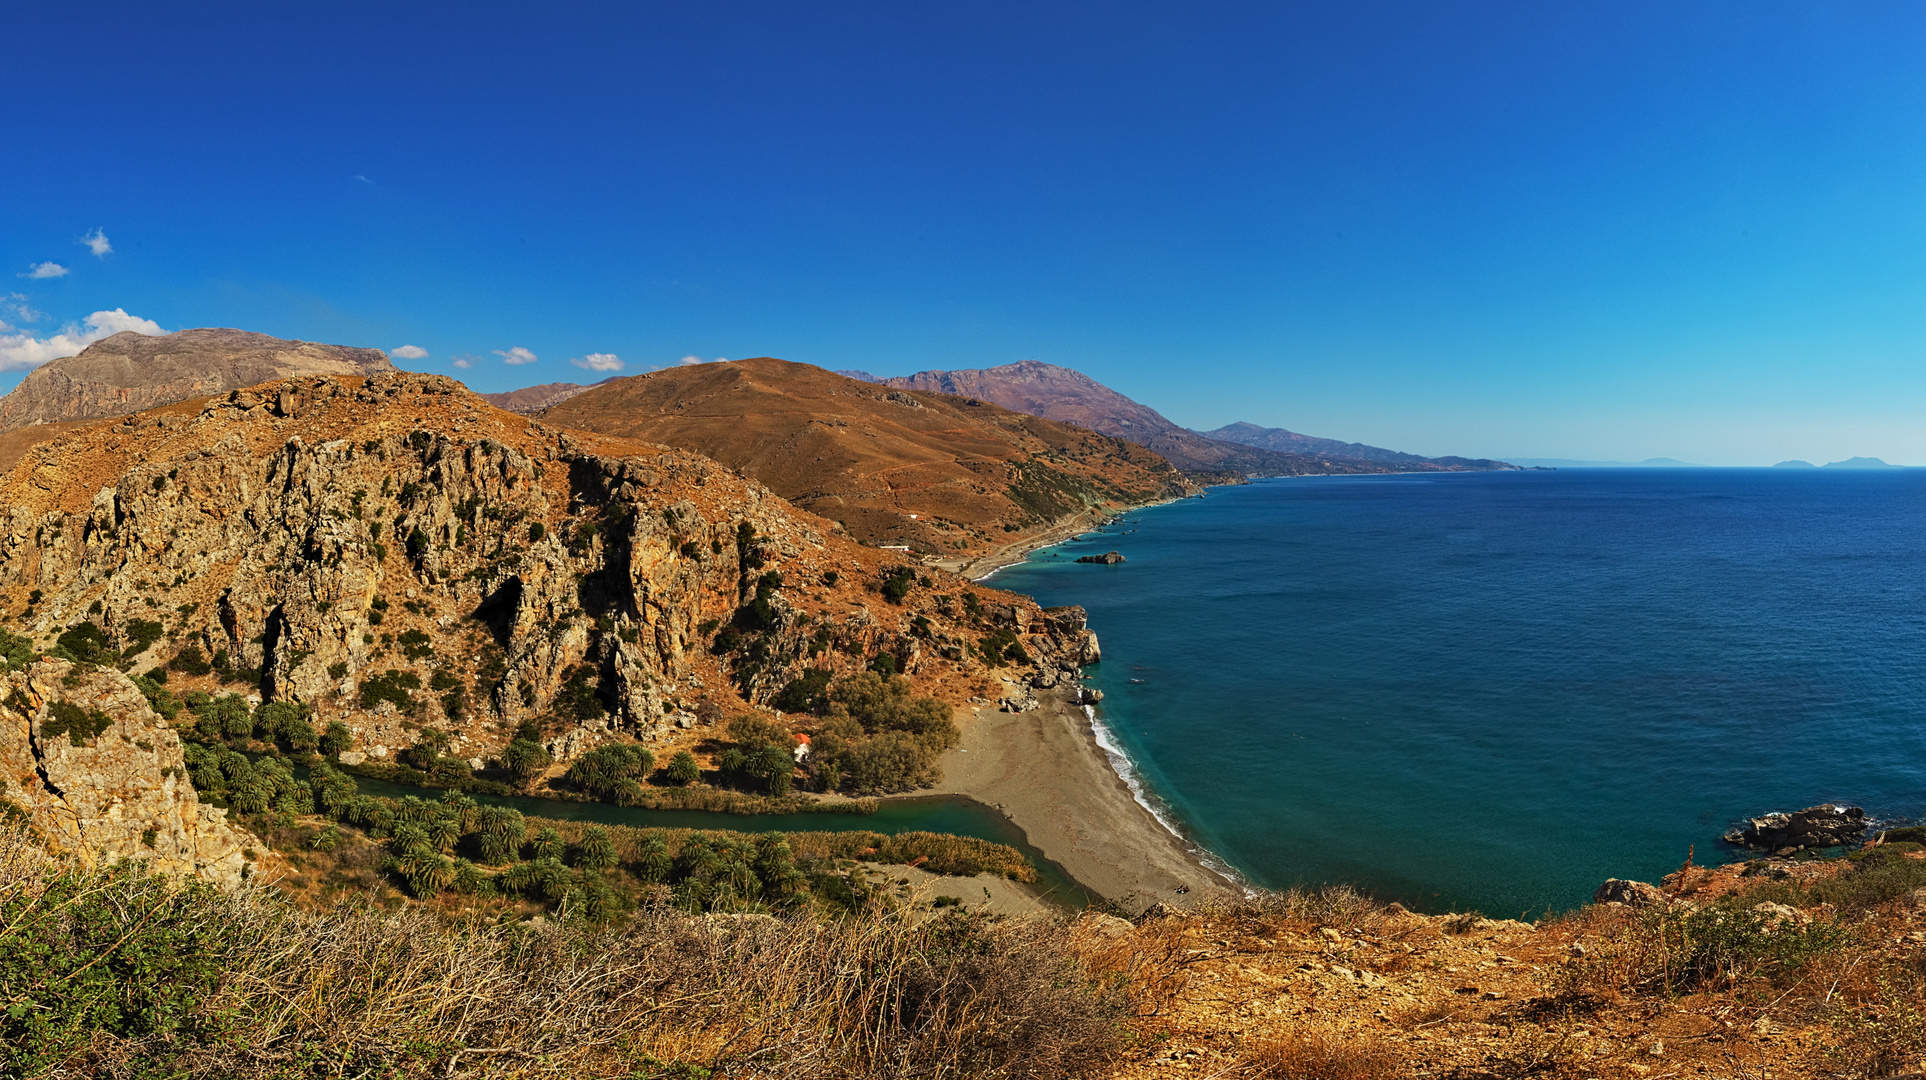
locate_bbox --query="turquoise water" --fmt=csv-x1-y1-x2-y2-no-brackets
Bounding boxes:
341,773,1092,906
992,469,1926,917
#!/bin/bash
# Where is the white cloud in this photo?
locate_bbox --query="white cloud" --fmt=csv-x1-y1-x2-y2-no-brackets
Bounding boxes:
678,355,703,365
354,175,373,184
571,352,623,372
0,308,166,372
451,355,477,369
390,344,428,360
495,346,537,365
22,262,68,279
81,229,112,257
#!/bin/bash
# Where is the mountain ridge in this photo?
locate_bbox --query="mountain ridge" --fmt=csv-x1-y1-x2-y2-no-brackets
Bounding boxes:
532,357,1196,557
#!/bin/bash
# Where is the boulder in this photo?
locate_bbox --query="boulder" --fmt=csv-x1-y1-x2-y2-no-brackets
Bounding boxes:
1723,804,1867,851
1076,551,1125,565
1593,878,1667,908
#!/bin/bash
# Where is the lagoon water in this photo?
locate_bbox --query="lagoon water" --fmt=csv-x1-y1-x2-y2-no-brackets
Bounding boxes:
992,469,1926,916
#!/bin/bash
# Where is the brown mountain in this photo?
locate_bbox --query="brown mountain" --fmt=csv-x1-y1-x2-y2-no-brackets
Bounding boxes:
0,328,394,466
877,359,1511,475
532,357,1196,557
480,380,598,414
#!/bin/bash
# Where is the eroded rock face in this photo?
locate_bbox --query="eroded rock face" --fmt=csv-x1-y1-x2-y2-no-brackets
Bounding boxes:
0,659,250,886
1723,805,1867,852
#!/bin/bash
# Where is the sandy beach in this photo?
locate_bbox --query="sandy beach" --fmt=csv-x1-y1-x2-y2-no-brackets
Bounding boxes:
916,688,1225,913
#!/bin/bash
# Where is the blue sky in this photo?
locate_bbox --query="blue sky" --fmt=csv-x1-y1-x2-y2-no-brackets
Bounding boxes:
6,1,1926,465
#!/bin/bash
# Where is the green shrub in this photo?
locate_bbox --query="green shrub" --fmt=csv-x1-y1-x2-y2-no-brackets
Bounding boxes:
170,644,212,676
42,701,113,746
556,663,606,723
54,621,114,665
566,743,654,800
0,629,31,672
121,618,164,658
130,675,180,721
880,566,915,604
0,862,232,1075
359,669,421,712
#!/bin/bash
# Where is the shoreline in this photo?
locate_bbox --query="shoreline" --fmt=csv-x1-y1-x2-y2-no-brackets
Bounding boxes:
906,688,1228,912
927,493,1198,583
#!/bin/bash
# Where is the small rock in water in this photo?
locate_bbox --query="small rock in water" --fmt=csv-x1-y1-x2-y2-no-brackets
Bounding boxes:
1075,551,1125,564
1723,804,1867,851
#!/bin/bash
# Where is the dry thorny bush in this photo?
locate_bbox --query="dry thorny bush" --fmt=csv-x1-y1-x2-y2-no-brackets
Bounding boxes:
0,828,1124,1079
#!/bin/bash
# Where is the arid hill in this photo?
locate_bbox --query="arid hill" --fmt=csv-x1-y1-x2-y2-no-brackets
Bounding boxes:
0,372,1098,774
876,359,1513,476
532,358,1195,555
0,328,395,468
480,380,599,414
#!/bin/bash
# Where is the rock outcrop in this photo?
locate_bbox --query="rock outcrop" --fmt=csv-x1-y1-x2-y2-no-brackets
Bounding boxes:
1076,551,1125,564
1592,878,1667,908
0,328,395,436
0,372,1102,765
1723,805,1868,852
0,659,250,885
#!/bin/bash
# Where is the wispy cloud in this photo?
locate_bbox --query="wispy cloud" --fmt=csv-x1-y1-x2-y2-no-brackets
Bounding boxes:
451,355,477,369
81,229,111,257
678,355,729,366
495,346,538,366
571,352,623,372
22,262,68,279
0,294,44,325
0,308,166,372
390,344,428,360
353,175,373,184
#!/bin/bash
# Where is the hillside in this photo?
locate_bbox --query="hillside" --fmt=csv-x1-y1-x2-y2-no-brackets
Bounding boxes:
876,360,1513,476
0,329,394,463
0,371,1100,784
532,358,1196,555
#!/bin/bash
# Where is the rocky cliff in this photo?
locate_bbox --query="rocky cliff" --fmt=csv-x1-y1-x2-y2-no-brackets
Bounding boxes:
0,372,1098,766
480,381,598,415
0,328,395,462
0,658,250,885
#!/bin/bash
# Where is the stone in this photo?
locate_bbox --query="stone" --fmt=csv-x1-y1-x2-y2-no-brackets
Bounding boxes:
336,750,366,766
1593,878,1667,908
1724,804,1867,851
1076,551,1125,564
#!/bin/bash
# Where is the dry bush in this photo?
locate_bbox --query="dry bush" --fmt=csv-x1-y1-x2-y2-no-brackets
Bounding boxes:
1068,912,1196,1021
1230,1032,1402,1080
1826,959,1926,1077
0,827,1122,1079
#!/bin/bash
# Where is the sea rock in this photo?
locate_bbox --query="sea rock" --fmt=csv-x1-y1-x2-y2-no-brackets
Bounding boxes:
1723,804,1867,851
1593,879,1667,908
0,659,250,887
1076,551,1126,564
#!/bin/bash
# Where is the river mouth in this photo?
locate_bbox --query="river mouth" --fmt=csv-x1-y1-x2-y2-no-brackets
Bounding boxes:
335,769,1096,908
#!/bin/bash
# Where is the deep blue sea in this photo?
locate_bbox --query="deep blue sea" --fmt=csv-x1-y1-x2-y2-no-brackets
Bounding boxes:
991,469,1926,917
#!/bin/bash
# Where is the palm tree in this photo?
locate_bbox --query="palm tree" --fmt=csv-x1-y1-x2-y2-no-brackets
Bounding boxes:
575,826,618,870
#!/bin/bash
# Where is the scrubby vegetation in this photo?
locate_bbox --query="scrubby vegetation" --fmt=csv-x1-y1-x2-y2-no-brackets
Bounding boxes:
781,671,959,794
0,826,1119,1080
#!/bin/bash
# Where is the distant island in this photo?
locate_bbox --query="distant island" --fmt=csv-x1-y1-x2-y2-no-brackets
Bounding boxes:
1822,456,1902,469
1774,460,1816,468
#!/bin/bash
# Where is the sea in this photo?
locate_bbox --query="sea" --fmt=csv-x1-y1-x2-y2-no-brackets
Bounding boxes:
990,468,1926,917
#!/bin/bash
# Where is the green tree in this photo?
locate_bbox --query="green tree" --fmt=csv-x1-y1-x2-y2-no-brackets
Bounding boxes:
664,749,700,785
500,737,552,782
574,826,618,870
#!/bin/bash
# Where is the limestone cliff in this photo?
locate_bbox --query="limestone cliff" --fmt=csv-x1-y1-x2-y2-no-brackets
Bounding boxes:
0,373,1095,765
0,658,249,885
